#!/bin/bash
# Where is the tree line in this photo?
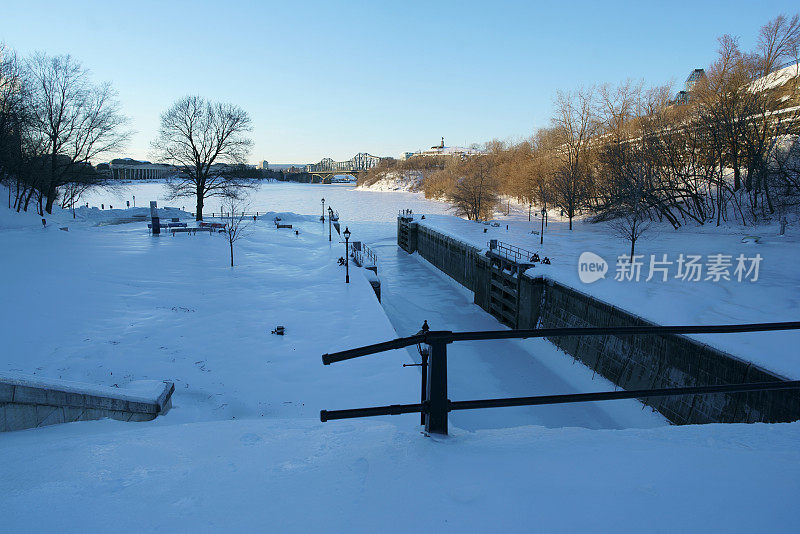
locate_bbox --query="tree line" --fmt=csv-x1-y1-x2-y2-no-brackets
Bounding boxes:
365,15,800,246
0,47,129,215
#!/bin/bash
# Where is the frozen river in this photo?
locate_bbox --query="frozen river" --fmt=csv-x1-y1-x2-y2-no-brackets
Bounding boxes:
82,180,453,222
83,180,664,430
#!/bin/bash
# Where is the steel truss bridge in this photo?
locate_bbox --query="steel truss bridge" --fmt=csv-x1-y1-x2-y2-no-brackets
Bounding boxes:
305,152,383,178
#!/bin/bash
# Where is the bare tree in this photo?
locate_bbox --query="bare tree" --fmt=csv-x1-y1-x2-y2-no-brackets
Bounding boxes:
151,96,253,221
756,14,800,74
446,156,499,220
221,198,251,267
610,211,651,260
0,44,23,208
551,88,598,229
24,53,129,214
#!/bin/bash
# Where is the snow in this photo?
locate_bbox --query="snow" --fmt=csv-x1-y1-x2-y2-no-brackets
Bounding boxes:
753,60,800,91
357,170,423,192
1,419,799,532
2,182,799,531
0,205,418,425
414,212,800,379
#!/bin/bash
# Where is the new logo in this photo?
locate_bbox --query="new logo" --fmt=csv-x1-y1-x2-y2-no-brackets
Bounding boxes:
578,252,608,284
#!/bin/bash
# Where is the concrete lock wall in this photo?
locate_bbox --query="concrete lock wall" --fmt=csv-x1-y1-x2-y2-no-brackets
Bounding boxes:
0,375,175,432
397,217,800,425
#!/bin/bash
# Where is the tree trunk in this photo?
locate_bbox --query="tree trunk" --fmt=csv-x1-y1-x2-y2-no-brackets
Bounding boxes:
196,186,204,221
45,190,56,214
230,240,234,267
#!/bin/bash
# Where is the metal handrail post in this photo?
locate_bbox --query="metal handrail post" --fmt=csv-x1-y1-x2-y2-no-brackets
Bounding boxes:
425,340,449,435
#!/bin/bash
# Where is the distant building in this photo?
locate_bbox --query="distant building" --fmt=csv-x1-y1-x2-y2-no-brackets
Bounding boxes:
258,160,269,170
671,69,706,105
404,137,482,159
106,159,172,180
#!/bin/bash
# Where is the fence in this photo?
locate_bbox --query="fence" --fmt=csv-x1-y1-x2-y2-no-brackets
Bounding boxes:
491,241,537,264
353,242,378,267
320,321,800,435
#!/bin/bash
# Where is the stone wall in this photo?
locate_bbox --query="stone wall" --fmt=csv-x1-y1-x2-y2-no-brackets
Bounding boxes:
397,217,800,425
1,375,175,432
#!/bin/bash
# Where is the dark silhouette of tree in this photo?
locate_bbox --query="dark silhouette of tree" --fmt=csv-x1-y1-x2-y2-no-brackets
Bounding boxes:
151,96,252,221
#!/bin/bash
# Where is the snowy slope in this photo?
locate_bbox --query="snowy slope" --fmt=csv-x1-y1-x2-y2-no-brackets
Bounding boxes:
357,170,423,192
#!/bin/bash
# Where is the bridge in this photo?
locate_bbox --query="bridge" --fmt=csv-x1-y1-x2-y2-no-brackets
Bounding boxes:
305,152,383,179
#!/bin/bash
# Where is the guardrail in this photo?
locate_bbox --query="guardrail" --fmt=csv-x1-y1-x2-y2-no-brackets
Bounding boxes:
320,321,800,435
491,241,537,264
353,242,378,267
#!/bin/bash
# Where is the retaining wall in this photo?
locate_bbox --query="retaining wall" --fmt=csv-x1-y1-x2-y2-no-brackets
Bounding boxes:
1,374,175,432
397,217,800,425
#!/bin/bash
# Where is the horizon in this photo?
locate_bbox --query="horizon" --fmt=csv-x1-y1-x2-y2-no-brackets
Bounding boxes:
2,0,799,165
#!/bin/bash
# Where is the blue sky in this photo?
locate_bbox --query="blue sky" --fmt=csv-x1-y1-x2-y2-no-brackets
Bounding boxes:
2,0,798,164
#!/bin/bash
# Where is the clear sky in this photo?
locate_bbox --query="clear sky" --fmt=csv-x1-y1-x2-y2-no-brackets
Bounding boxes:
2,0,798,164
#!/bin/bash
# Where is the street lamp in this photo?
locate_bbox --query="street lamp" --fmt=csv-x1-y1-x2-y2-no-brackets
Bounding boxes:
328,206,333,242
321,198,325,221
343,226,351,284
540,208,546,245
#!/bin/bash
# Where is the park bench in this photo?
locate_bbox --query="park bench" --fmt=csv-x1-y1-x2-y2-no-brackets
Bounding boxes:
148,222,187,234
170,227,215,236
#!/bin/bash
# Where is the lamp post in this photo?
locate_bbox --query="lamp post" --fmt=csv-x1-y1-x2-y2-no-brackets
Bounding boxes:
540,208,546,245
133,195,136,208
328,206,333,242
321,198,325,221
343,226,351,284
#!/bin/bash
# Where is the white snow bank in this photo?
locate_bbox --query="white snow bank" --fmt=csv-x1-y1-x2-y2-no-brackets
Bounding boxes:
0,418,797,532
358,170,423,192
73,205,191,224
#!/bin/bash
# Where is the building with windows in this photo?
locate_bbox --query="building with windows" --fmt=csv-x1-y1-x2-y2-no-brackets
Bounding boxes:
403,137,482,159
672,68,706,105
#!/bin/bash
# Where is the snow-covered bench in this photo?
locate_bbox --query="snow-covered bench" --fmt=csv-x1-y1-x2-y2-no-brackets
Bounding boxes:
170,227,214,235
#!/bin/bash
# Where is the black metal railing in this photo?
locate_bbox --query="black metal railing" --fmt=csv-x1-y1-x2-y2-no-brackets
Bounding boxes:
353,242,378,267
492,241,537,264
320,321,800,435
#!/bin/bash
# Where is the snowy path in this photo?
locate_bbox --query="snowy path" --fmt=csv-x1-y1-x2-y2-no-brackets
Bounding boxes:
351,224,665,431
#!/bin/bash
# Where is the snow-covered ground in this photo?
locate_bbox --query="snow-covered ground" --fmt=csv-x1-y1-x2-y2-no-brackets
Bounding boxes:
2,183,799,532
3,418,798,532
